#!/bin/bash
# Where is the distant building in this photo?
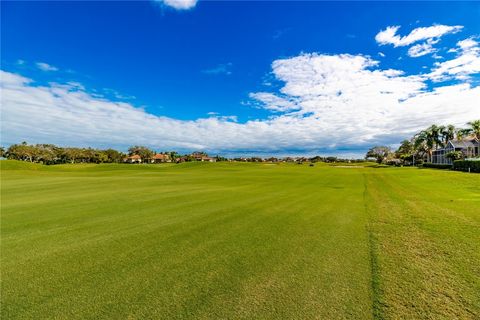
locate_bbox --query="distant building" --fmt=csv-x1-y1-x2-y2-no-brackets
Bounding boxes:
124,154,142,163
151,153,171,163
431,137,479,164
191,152,216,162
176,157,187,163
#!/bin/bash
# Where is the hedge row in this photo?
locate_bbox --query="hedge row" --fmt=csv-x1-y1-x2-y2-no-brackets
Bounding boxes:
422,163,452,169
453,160,480,173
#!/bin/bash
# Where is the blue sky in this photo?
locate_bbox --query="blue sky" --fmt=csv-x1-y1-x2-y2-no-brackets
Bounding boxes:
1,1,480,157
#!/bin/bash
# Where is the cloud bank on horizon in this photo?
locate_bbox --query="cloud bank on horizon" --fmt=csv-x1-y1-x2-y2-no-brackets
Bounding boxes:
1,23,480,156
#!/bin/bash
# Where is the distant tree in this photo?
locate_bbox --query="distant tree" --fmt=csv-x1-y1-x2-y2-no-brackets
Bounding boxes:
94,151,109,163
104,149,125,163
128,146,154,162
215,155,228,162
3,142,156,165
169,151,179,162
34,144,59,164
7,142,35,162
309,156,324,163
366,146,391,164
191,151,207,157
395,140,413,158
395,140,415,164
62,148,82,163
0,146,5,158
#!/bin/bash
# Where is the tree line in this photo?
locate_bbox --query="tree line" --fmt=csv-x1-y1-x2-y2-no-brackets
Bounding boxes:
0,143,363,164
1,142,372,165
1,142,127,164
366,120,480,164
0,143,228,164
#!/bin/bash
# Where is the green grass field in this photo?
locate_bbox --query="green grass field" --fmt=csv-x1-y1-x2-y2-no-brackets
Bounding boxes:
1,160,479,319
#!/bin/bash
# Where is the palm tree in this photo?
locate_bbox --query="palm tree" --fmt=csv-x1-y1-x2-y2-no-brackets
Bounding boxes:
456,128,470,140
413,133,427,163
415,125,442,162
467,120,480,140
456,120,480,140
440,124,455,145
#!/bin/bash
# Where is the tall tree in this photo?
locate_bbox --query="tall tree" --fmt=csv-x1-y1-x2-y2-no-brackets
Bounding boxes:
395,139,414,162
366,146,391,164
104,149,125,163
456,128,471,140
7,142,35,162
467,120,480,140
128,146,154,162
415,125,442,162
440,124,455,145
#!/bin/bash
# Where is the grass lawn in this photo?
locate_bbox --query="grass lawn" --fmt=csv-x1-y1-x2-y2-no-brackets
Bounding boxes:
1,161,479,319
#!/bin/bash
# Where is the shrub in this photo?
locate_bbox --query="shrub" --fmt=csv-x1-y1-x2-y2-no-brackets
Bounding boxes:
453,160,480,173
422,163,452,169
445,151,463,161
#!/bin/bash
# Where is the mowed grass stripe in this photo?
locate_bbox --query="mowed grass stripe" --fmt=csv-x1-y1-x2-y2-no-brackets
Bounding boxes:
365,168,480,319
1,162,373,319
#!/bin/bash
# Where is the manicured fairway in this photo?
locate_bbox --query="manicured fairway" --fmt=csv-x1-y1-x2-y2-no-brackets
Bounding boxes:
1,161,479,319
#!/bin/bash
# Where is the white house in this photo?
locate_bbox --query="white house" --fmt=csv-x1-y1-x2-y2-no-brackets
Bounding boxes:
151,153,171,163
431,137,480,165
124,154,142,163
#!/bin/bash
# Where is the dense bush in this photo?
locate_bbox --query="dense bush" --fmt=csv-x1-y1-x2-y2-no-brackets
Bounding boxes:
422,163,452,169
453,160,480,173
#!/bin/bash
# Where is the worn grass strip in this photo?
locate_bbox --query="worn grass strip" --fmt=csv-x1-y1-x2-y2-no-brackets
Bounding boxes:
363,173,384,320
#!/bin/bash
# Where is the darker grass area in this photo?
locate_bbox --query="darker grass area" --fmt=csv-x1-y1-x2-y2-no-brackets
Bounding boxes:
363,174,385,320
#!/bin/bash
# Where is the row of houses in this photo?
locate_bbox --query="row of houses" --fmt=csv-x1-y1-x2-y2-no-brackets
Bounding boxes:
431,137,480,164
124,154,170,164
124,152,216,164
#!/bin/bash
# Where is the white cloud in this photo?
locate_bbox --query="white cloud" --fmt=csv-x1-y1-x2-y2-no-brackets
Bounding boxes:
155,0,198,10
2,47,479,156
375,24,463,47
2,30,480,156
428,38,480,81
36,62,58,72
249,53,478,146
457,38,478,50
408,42,436,57
248,92,298,112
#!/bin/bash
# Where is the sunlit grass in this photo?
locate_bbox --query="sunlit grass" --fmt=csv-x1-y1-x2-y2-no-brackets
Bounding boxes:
1,161,479,319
